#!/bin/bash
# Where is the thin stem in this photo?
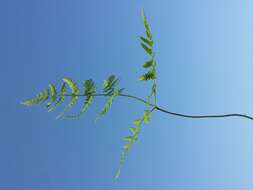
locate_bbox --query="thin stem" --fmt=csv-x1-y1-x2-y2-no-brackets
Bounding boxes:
64,93,253,121
154,107,253,121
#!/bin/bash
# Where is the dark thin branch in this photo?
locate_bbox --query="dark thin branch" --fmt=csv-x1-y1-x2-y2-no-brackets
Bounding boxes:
154,107,253,121
64,93,253,121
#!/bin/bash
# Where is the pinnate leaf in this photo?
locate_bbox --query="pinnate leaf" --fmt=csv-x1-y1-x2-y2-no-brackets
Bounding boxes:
142,59,154,68
48,82,66,112
47,83,57,108
21,88,50,106
133,119,142,126
140,36,153,47
141,43,152,55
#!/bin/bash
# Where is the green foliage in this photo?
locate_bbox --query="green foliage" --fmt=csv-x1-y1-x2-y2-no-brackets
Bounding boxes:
21,88,50,106
133,119,142,126
21,8,253,181
21,9,157,180
48,82,66,112
139,10,157,105
63,77,80,95
56,78,80,119
21,75,122,121
143,110,151,124
66,79,96,118
96,89,119,121
142,9,152,41
140,36,153,47
147,83,156,103
81,79,96,113
47,83,57,108
115,109,153,179
142,59,154,68
84,79,96,96
139,68,156,81
95,75,122,121
103,75,119,95
130,127,140,134
115,12,157,178
140,42,152,55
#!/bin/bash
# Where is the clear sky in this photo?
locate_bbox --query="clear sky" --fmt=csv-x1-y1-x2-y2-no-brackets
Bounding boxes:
2,0,253,189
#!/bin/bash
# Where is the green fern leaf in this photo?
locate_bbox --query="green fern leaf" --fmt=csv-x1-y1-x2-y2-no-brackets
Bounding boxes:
147,83,157,103
115,117,144,180
142,59,154,68
140,42,152,55
143,110,151,124
124,136,133,142
140,36,153,47
79,79,96,114
96,89,119,121
48,82,66,112
84,79,96,95
66,79,96,118
21,88,50,106
115,144,130,180
46,83,57,108
103,75,119,94
115,127,140,180
139,68,156,81
63,77,79,95
56,78,80,119
130,127,140,135
141,9,152,40
133,119,142,126
115,108,154,179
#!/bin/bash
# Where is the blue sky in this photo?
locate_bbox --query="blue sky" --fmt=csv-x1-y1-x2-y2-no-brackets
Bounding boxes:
2,0,253,189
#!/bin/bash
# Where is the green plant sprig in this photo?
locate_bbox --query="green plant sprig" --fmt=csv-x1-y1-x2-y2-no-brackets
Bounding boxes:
21,9,253,179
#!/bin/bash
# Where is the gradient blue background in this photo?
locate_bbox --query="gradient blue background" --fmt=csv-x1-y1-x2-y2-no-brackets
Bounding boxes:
2,0,253,189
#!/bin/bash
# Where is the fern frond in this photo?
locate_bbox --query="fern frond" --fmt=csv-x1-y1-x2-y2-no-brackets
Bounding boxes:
56,77,80,119
115,119,143,180
66,79,96,118
46,83,57,108
139,68,156,81
141,9,152,40
143,110,151,124
115,108,154,179
48,82,66,112
96,89,119,121
133,119,142,126
21,88,50,106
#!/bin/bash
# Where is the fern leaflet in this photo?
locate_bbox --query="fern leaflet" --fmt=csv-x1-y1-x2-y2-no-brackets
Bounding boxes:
139,68,156,81
140,42,152,55
142,59,154,68
96,89,119,121
141,9,152,40
103,75,119,95
21,88,50,106
66,79,96,118
47,83,57,108
56,77,80,119
140,36,153,48
48,82,66,112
